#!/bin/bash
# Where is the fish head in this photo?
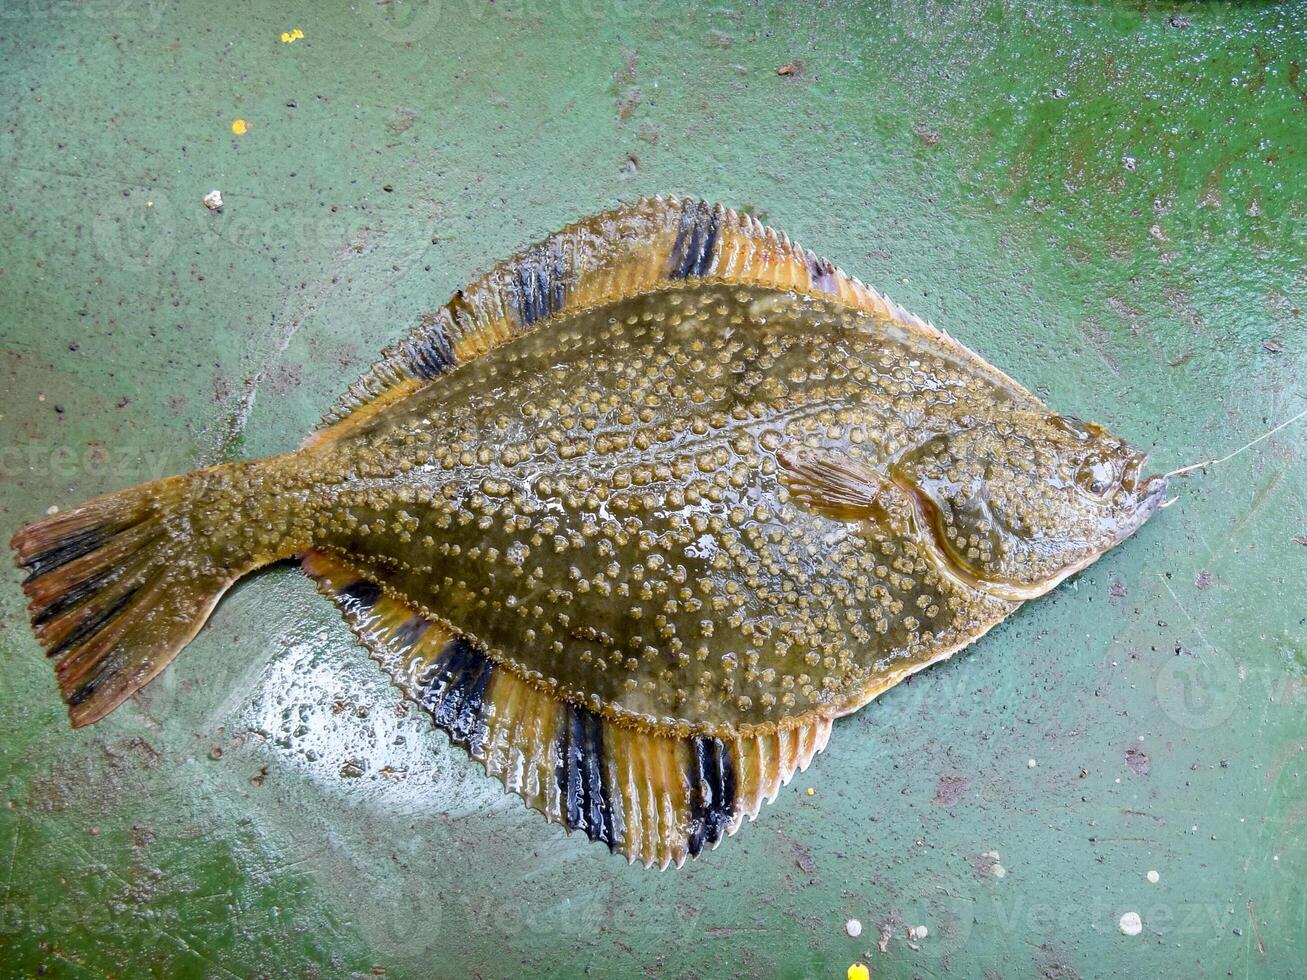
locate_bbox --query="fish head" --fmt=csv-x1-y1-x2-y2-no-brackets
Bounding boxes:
894,412,1168,600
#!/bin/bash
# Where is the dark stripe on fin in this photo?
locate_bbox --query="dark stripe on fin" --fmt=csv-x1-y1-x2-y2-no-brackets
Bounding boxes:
668,200,721,280
392,614,431,651
419,637,493,755
808,250,840,295
687,737,736,857
20,525,116,584
556,702,617,851
31,569,114,627
338,579,382,610
47,587,139,661
403,315,457,380
511,242,567,328
65,650,126,706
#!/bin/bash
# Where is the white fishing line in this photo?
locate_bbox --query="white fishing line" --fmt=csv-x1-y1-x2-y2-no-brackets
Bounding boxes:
1163,406,1307,480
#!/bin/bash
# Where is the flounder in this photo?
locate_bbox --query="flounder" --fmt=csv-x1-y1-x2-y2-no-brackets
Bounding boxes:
11,197,1168,868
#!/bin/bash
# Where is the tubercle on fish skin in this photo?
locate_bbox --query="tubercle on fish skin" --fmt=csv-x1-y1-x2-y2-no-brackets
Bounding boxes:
829,608,1017,720
179,455,322,567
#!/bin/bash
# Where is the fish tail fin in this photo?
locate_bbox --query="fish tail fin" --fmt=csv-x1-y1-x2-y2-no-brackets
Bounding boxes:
10,464,276,727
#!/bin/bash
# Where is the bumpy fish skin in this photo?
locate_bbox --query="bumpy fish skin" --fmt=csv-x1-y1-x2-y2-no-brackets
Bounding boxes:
296,284,1024,734
12,197,1167,866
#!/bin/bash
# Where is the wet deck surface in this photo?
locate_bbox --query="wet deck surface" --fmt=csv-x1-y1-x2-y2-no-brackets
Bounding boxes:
1,3,1303,977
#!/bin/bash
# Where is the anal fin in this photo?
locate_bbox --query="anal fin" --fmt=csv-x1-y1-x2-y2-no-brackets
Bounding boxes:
302,550,833,869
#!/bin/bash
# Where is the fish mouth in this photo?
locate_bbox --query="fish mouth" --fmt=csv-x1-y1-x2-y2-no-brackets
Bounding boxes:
1140,473,1169,510
1049,470,1169,589
1120,452,1168,511
1115,467,1169,543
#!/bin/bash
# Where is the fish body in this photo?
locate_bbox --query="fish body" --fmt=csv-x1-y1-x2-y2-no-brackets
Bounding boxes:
288,283,1025,733
11,198,1167,866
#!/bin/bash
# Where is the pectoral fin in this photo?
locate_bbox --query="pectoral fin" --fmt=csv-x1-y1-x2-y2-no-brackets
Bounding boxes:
777,446,887,521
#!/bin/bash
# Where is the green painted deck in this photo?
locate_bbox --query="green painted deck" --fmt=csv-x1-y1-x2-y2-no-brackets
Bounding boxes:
1,2,1303,977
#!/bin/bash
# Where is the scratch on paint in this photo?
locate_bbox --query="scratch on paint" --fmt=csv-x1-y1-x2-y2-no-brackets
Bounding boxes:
3,818,19,900
1247,900,1267,956
1157,572,1219,653
159,929,245,980
63,837,134,891
181,890,236,905
266,854,316,879
205,290,323,463
202,221,429,463
1076,317,1121,377
1204,470,1285,566
41,945,115,978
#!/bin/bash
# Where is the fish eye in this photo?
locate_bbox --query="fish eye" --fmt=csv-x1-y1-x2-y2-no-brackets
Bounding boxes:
1075,458,1117,497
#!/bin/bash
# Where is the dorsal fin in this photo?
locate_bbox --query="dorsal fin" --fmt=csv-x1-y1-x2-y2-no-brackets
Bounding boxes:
301,550,833,869
308,195,1027,446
